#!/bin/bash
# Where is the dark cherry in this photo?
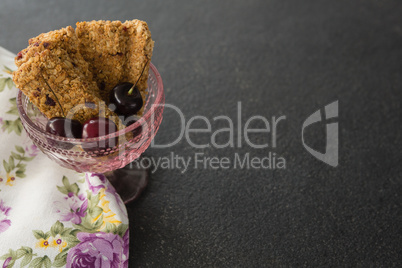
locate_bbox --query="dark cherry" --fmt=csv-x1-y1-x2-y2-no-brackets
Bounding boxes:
82,117,118,152
46,117,82,138
109,82,143,117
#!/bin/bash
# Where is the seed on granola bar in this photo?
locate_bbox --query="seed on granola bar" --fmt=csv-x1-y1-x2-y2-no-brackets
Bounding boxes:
45,94,56,106
33,88,41,97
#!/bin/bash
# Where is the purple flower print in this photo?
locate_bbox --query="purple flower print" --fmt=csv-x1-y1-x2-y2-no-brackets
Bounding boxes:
0,199,11,233
122,229,129,267
24,144,39,157
66,231,129,268
2,257,12,268
53,193,88,225
86,173,107,194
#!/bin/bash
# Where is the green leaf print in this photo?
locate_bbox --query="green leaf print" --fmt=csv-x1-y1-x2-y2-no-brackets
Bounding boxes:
3,65,14,74
88,205,103,219
116,223,129,237
29,255,51,268
0,76,14,92
50,221,64,237
73,213,104,233
56,176,80,195
20,253,34,267
3,160,11,173
103,222,117,233
0,78,6,93
52,250,68,267
15,145,25,154
1,98,23,136
28,257,42,267
1,221,81,267
32,230,49,240
0,246,37,268
43,255,52,268
15,247,34,267
1,118,23,135
0,65,14,92
16,246,32,259
0,249,12,260
1,145,36,182
6,98,19,116
8,156,15,170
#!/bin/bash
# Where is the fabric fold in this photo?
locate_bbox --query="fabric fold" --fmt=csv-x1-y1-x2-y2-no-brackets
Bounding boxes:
0,46,129,268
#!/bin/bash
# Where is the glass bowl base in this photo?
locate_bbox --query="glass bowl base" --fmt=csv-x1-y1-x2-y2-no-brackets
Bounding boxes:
105,160,149,204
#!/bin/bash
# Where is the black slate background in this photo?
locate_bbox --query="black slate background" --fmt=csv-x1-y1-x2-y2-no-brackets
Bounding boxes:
1,0,401,267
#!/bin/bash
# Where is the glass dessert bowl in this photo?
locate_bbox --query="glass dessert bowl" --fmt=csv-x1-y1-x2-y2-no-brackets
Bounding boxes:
17,63,164,202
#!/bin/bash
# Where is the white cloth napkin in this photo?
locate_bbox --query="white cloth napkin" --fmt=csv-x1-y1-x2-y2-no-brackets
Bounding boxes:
0,47,129,268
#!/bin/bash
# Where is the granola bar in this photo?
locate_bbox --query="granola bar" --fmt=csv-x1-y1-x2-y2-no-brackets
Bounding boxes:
76,20,154,103
13,27,118,124
75,20,126,100
121,20,154,92
121,20,154,116
13,19,153,127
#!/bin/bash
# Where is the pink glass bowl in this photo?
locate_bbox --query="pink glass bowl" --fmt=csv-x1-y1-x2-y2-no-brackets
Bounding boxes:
17,63,164,173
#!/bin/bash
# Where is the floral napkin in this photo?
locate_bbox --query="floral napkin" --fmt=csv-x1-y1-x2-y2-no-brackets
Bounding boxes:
0,47,129,267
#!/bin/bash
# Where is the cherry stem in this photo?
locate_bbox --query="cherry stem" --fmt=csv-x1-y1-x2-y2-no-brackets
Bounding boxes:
41,75,66,117
127,84,136,95
128,59,149,95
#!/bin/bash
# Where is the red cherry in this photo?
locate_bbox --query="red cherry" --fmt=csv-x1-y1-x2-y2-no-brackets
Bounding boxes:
46,117,82,138
82,117,118,152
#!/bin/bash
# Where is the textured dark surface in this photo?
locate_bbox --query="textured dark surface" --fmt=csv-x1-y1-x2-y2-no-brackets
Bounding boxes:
1,0,402,266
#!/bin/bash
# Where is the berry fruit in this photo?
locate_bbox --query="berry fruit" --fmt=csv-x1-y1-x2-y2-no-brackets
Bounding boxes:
109,82,143,117
82,117,118,151
46,117,82,138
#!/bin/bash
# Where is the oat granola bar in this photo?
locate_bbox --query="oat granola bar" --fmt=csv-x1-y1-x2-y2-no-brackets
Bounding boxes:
13,19,153,127
76,20,154,103
13,27,119,124
121,20,154,116
75,20,126,100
